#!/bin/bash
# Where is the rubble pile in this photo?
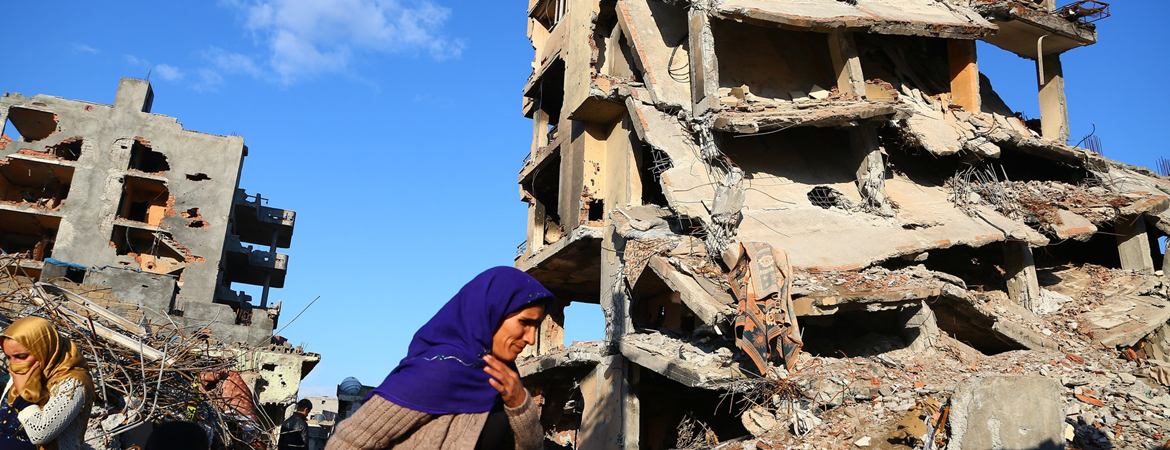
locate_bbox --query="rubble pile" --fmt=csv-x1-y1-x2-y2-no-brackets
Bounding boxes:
1,254,277,450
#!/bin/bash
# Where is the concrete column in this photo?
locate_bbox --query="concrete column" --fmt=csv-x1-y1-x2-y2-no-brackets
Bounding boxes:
848,122,893,216
528,201,547,255
828,32,866,97
114,78,154,113
621,358,640,450
687,7,719,115
532,107,550,156
1037,53,1070,142
1003,242,1041,312
1116,215,1155,274
948,39,980,112
601,224,632,344
578,355,638,450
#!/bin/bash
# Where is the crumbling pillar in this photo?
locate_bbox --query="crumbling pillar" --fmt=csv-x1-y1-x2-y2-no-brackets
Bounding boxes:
578,355,639,450
828,32,865,97
532,105,550,156
1003,241,1041,312
1037,52,1070,142
848,122,893,216
528,200,547,254
601,225,633,344
899,301,940,353
687,3,719,115
1116,215,1155,274
947,39,980,112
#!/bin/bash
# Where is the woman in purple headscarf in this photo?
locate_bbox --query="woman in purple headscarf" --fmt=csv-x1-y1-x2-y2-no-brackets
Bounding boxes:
326,267,552,450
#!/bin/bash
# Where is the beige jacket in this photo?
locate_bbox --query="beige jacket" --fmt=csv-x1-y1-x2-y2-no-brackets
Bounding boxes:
324,393,542,450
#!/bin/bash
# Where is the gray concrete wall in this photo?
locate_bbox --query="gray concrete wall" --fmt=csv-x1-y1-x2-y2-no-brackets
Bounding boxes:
1,78,274,344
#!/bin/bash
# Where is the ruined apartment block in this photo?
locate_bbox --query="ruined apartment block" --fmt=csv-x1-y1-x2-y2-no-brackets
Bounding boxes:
514,0,1170,449
0,78,296,345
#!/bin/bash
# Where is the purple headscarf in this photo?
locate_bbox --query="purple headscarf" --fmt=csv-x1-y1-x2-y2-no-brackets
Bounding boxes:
370,266,553,414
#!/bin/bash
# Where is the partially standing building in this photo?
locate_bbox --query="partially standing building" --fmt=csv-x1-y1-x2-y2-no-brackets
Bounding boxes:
512,0,1167,448
0,78,317,429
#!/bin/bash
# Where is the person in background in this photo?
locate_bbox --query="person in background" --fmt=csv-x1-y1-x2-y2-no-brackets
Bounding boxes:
0,316,95,450
144,421,210,450
326,266,550,450
279,399,312,450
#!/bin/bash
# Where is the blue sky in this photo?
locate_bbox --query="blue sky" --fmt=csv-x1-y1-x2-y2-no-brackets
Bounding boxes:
1,1,1166,398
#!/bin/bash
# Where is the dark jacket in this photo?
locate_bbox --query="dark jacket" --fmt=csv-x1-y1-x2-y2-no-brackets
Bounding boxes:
278,412,309,450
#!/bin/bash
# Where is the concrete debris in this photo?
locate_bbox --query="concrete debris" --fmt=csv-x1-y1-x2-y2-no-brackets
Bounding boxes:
948,376,1064,450
515,0,1165,449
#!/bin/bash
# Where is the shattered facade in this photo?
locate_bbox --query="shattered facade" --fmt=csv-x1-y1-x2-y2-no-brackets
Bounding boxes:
514,0,1170,448
1,78,296,345
0,79,318,448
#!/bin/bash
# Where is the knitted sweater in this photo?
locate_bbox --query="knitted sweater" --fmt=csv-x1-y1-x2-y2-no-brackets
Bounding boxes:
5,378,89,450
325,393,542,450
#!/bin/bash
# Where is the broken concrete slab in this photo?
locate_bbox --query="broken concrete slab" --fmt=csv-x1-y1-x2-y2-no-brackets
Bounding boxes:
519,341,607,378
1081,294,1170,348
619,332,741,389
713,0,996,39
647,255,735,327
948,375,1064,450
615,0,691,110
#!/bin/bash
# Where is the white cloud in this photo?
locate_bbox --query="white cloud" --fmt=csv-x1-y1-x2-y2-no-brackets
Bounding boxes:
204,47,266,78
224,0,463,84
154,64,185,81
72,43,100,54
123,54,149,66
193,68,225,92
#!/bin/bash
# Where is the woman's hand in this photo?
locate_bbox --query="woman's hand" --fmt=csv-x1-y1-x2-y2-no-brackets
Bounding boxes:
10,361,38,394
483,355,526,408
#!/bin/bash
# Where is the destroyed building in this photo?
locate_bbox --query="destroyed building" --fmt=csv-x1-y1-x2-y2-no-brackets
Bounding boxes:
0,79,318,448
1,78,296,345
513,0,1170,449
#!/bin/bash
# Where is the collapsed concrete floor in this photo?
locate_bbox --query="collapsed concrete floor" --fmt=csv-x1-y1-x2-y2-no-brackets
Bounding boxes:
512,0,1170,448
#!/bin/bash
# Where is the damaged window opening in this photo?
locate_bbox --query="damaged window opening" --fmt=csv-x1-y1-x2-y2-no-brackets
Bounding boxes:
631,269,696,336
111,225,186,272
636,143,669,206
713,20,838,101
535,59,566,125
884,244,1009,291
128,138,170,173
586,199,605,222
561,301,604,345
5,107,58,142
0,157,75,210
0,209,61,261
800,309,914,358
47,138,83,161
1034,228,1123,269
856,34,952,97
116,176,170,227
531,0,567,30
530,152,562,245
638,367,750,450
186,173,211,181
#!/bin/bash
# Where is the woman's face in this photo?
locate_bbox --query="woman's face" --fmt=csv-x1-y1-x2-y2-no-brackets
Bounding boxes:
2,338,37,369
491,304,545,363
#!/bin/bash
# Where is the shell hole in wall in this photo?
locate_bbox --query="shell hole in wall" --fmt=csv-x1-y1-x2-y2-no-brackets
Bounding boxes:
5,107,58,142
